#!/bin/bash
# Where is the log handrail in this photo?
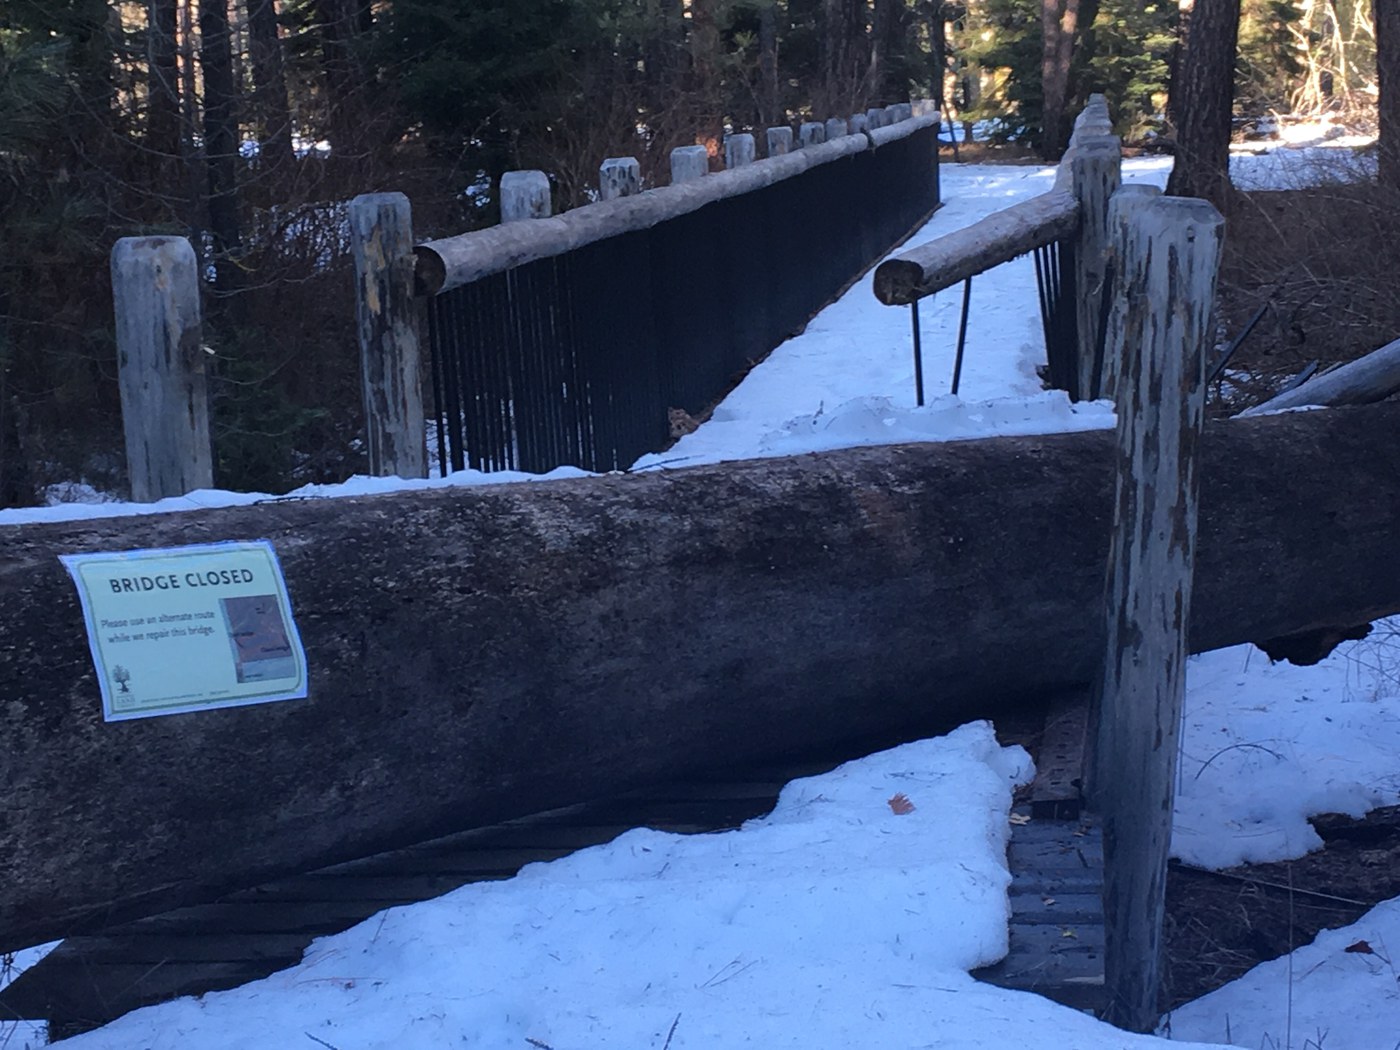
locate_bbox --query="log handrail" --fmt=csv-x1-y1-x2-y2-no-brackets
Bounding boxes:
414,116,940,296
872,189,1079,305
872,96,1117,308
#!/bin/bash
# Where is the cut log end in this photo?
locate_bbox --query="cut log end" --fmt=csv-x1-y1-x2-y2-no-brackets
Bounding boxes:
1255,623,1373,666
413,246,447,298
872,260,924,306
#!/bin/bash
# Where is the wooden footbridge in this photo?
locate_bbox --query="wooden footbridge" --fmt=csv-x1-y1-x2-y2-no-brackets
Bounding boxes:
5,94,1400,1043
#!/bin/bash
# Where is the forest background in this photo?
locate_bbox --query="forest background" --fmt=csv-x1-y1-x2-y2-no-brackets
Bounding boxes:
0,0,1395,508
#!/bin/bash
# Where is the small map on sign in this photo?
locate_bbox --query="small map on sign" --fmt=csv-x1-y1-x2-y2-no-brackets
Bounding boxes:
220,594,297,683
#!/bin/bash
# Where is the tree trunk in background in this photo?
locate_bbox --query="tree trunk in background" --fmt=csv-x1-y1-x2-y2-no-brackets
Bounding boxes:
147,0,180,160
644,0,685,96
1040,0,1081,158
758,0,780,126
247,0,296,174
1165,0,1240,204
1167,0,1195,129
822,0,867,114
870,0,906,104
688,0,721,100
314,0,361,157
1379,0,1400,190
199,0,243,295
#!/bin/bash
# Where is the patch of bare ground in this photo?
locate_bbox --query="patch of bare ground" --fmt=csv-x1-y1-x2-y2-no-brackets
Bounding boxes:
1163,805,1400,1009
1210,178,1400,415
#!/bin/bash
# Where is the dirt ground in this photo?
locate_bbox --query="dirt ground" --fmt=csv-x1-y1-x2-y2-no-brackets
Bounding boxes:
1163,805,1400,1009
1209,179,1400,415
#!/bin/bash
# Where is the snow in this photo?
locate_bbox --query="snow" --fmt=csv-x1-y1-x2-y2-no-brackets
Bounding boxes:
5,129,1397,1050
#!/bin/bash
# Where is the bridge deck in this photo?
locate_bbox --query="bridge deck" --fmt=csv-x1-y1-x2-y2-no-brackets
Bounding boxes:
2,705,1101,1040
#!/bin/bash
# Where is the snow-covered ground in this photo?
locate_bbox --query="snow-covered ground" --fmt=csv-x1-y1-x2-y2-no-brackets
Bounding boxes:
4,135,1397,1050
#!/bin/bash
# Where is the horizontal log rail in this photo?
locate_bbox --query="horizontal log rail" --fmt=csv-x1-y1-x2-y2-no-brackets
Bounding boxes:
4,402,1399,953
1240,336,1400,415
872,189,1079,305
415,116,939,296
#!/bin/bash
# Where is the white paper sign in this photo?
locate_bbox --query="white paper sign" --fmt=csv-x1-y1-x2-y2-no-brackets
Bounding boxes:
61,540,308,721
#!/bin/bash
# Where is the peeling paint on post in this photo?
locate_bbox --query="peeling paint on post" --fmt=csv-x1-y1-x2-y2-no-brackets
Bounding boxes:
766,126,793,157
349,192,427,480
500,171,552,222
1069,134,1122,401
599,157,642,201
110,236,213,503
724,133,755,169
670,145,709,184
1094,194,1224,1034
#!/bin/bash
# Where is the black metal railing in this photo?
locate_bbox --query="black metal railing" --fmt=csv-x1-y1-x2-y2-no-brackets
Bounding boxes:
424,123,940,475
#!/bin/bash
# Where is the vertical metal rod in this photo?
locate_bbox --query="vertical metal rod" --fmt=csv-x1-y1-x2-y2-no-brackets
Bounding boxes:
426,299,447,477
910,299,925,407
951,276,972,396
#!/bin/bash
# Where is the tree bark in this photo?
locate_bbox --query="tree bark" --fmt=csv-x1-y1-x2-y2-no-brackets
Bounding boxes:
147,0,181,160
246,0,296,174
199,0,243,295
1378,0,1400,190
823,0,868,113
758,0,780,127
313,0,362,157
3,403,1399,953
1165,0,1240,204
1040,0,1082,158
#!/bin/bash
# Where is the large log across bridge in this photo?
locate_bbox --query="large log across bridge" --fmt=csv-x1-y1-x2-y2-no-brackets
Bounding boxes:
3,402,1399,954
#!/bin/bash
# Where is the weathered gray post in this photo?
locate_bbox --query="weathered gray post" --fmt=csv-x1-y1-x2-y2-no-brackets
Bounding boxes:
1095,195,1224,1033
866,107,886,129
111,236,213,502
1068,131,1122,401
500,170,551,222
849,112,870,135
766,126,793,156
799,121,825,147
724,133,755,169
599,157,642,201
348,192,427,480
824,117,848,141
670,144,709,184
883,103,904,124
1099,185,1162,402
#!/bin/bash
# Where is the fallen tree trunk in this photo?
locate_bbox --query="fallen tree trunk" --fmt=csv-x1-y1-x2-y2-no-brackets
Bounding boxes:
1240,336,1400,416
3,403,1400,952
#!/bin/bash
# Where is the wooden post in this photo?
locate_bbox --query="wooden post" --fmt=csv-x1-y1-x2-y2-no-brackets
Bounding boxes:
1069,133,1122,401
1098,185,1163,402
670,144,709,184
825,117,848,140
348,192,427,480
499,170,551,222
766,126,793,156
599,157,642,201
1096,195,1224,1033
110,236,213,503
799,121,825,147
866,107,887,129
849,113,870,135
724,133,755,169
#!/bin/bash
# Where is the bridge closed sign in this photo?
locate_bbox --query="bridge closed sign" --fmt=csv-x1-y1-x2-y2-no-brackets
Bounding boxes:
61,540,308,721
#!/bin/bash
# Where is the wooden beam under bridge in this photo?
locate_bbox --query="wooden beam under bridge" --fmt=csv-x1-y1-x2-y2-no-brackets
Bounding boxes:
3,402,1399,953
